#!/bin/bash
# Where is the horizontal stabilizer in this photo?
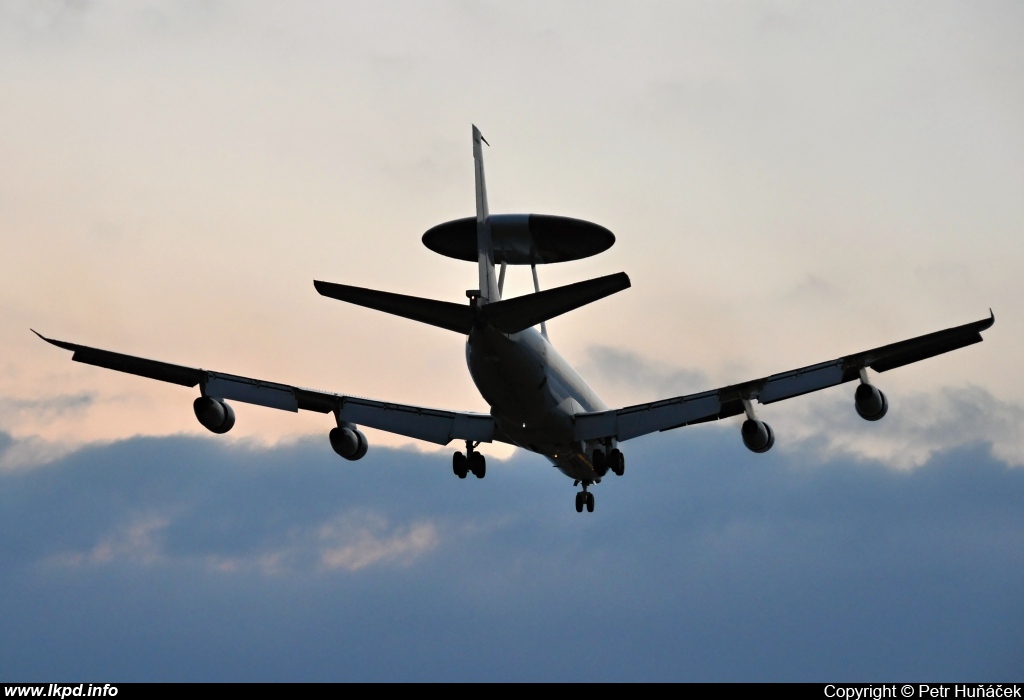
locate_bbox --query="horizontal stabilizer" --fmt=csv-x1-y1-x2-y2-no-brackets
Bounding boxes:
481,272,630,334
313,281,474,334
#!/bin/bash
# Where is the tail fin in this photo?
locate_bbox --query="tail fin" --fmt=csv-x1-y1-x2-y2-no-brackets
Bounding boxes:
473,125,500,304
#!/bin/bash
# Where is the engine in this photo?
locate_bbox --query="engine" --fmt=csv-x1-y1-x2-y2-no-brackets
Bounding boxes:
193,396,236,434
329,426,369,461
741,418,775,453
855,383,888,421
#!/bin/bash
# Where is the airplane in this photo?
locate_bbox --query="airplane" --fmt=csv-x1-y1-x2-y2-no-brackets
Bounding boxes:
35,126,995,513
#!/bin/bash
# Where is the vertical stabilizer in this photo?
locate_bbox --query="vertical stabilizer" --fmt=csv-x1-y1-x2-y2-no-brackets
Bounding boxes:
473,125,500,304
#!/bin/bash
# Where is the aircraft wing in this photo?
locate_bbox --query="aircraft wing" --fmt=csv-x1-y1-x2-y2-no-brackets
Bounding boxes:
573,312,995,442
32,331,496,446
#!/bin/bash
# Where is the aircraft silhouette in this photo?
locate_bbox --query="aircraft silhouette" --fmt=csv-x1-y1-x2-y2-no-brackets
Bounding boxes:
36,126,994,512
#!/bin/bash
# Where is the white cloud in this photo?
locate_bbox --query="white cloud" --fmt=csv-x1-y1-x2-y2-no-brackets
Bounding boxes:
318,514,439,572
47,515,168,568
41,501,440,576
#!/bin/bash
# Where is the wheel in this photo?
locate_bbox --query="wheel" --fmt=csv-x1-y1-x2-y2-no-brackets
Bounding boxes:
592,449,607,477
610,449,625,476
575,492,584,512
471,452,486,479
586,492,595,512
453,451,467,479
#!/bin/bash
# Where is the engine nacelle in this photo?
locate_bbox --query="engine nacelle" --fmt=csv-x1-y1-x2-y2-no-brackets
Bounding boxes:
193,396,235,434
741,418,775,453
855,383,888,421
329,426,368,461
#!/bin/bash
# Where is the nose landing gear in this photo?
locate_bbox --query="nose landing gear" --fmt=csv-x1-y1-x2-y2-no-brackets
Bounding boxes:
452,441,486,479
574,482,595,513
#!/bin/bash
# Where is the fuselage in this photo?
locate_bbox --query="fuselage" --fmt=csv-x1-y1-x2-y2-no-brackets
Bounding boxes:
466,324,611,481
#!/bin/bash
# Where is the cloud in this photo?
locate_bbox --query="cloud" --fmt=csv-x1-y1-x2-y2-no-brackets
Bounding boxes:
0,394,98,470
211,514,439,576
0,427,1021,681
47,515,168,568
582,345,710,401
0,0,90,38
0,392,95,419
318,514,439,572
0,432,80,472
779,384,1024,468
580,343,1024,469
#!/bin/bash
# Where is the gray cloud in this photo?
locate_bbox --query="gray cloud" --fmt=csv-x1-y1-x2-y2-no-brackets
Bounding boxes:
0,0,90,37
0,391,95,418
581,342,1024,468
779,384,1024,468
0,427,1020,680
0,394,98,470
582,345,710,401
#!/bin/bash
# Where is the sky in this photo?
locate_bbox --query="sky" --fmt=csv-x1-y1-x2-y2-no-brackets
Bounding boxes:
1,0,1022,681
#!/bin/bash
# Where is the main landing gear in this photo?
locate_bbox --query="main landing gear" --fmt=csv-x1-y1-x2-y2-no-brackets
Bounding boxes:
574,482,595,513
574,446,626,513
453,441,486,479
592,447,625,477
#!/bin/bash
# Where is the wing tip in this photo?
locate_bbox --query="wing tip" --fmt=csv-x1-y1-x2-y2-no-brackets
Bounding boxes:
31,328,55,345
980,308,995,331
31,329,77,352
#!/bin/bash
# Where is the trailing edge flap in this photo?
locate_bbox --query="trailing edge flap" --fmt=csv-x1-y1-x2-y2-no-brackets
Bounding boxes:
482,272,631,334
313,281,474,334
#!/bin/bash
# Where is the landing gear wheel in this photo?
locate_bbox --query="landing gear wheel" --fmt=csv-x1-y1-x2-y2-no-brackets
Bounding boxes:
453,451,468,479
470,451,486,479
575,492,584,513
586,492,595,513
592,449,607,477
609,448,625,476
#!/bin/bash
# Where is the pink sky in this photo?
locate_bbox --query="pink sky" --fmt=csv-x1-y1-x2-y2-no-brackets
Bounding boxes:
1,1,1019,465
